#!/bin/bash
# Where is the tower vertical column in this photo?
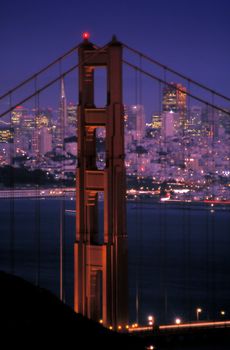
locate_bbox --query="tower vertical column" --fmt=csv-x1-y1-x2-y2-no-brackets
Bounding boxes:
74,35,128,329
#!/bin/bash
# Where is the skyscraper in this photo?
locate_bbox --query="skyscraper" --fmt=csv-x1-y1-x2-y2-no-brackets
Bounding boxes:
67,103,77,127
11,106,28,155
55,78,68,148
124,104,145,142
151,113,162,129
162,83,187,132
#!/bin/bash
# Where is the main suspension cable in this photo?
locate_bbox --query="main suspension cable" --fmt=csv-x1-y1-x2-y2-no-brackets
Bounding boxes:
0,43,80,101
0,44,109,120
123,60,230,117
122,43,230,103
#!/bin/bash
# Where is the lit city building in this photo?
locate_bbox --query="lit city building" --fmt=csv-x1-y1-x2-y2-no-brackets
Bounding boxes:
54,78,68,148
35,113,50,128
162,83,187,131
11,106,27,127
125,104,145,142
67,103,77,127
151,113,162,129
0,127,13,143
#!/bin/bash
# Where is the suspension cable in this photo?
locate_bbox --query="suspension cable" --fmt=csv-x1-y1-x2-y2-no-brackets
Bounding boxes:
0,44,80,101
122,43,230,103
123,60,230,118
9,92,15,275
133,66,139,325
0,44,109,120
35,83,41,287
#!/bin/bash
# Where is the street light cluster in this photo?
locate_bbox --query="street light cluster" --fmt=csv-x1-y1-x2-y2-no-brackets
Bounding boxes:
101,308,227,332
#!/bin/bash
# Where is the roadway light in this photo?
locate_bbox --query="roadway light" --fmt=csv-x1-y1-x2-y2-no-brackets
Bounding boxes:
196,308,202,321
220,310,226,316
147,315,154,326
175,318,181,325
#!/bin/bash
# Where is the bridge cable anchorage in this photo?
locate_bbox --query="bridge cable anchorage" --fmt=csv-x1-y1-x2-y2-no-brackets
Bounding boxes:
0,44,109,119
0,43,81,102
122,43,230,102
123,60,230,117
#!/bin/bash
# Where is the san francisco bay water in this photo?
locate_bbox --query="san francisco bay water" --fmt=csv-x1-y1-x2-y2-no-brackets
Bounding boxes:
0,198,230,326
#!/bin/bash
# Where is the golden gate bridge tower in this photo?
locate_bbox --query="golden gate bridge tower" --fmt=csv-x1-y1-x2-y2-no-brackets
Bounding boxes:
74,34,128,329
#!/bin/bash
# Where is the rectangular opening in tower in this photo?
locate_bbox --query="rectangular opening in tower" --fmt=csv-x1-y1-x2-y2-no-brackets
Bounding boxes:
96,128,105,170
94,68,107,107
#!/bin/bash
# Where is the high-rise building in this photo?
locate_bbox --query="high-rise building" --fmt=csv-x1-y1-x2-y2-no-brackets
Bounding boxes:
55,78,68,148
11,106,28,155
124,104,145,142
0,127,13,143
39,127,52,155
162,83,187,131
162,111,178,138
35,113,50,129
151,113,162,129
21,114,35,132
67,103,77,127
11,106,27,127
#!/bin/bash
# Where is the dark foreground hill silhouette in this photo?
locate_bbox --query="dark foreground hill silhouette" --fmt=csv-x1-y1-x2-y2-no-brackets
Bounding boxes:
0,271,145,349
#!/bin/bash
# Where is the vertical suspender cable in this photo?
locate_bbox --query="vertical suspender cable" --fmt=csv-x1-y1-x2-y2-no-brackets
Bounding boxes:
9,92,15,275
35,78,41,287
138,54,144,325
162,69,168,323
205,101,210,319
186,80,192,321
59,67,66,303
158,79,166,323
134,66,139,325
210,92,216,319
59,72,63,302
159,76,165,323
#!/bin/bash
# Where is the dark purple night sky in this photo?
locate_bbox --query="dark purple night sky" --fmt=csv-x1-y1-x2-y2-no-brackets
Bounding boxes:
0,0,230,116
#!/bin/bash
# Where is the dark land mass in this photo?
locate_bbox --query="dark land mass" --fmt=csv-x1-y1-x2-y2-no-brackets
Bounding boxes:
0,271,145,349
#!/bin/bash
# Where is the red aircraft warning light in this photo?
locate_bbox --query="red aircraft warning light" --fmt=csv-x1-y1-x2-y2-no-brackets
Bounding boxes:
82,32,90,40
